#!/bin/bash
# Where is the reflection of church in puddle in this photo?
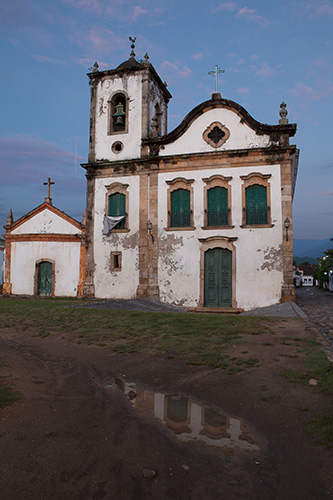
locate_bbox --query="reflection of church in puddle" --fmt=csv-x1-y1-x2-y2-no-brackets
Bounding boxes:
117,379,259,455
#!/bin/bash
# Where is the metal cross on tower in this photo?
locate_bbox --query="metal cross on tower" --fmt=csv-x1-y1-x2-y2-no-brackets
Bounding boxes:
208,65,225,94
43,177,55,204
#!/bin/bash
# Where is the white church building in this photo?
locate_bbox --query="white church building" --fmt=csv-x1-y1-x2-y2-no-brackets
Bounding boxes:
3,45,299,311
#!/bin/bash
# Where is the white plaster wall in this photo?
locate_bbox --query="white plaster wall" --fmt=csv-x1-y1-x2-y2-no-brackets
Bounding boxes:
160,108,272,157
93,175,140,298
12,210,82,235
157,165,283,310
95,75,143,161
10,241,81,296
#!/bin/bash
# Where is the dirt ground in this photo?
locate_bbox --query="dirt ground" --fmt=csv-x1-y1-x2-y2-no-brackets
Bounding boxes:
0,318,332,500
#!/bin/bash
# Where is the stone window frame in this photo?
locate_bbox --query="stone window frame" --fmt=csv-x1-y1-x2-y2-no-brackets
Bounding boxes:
34,259,56,297
202,174,233,229
105,182,130,233
108,91,129,136
110,251,122,272
203,122,230,148
198,236,238,309
165,177,195,231
240,172,273,228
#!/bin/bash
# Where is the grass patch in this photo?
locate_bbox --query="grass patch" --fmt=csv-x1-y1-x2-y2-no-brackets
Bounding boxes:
0,385,20,409
0,297,273,370
281,344,333,394
305,413,333,449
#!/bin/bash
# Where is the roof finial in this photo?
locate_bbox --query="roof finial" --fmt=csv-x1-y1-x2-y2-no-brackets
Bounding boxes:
88,61,99,73
6,209,13,228
129,36,136,59
279,101,289,124
143,52,149,65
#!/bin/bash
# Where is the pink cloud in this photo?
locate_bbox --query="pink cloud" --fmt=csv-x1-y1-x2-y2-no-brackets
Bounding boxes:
0,133,87,230
311,57,330,69
70,28,124,57
0,134,85,186
290,79,333,101
63,0,103,14
213,2,237,12
159,61,192,81
33,54,69,66
256,62,283,79
213,2,272,26
236,87,250,95
130,5,147,22
312,3,333,16
191,52,203,61
236,6,272,26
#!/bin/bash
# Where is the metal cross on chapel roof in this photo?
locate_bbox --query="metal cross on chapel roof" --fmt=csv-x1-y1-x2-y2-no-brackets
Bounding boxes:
208,65,225,94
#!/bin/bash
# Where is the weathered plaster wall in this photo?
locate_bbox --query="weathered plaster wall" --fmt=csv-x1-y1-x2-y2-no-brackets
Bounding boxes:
11,210,81,235
10,241,81,296
148,79,168,136
157,165,283,310
160,108,272,157
93,175,140,298
94,75,143,161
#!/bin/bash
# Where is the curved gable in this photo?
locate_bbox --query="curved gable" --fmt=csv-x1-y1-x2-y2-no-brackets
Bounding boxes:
144,98,296,157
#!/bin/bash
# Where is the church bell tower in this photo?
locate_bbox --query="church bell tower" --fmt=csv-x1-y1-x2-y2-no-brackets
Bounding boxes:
87,39,172,163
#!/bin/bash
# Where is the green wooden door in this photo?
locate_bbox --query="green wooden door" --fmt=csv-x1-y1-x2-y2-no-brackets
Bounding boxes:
207,187,228,226
204,248,232,307
245,185,267,224
38,261,52,296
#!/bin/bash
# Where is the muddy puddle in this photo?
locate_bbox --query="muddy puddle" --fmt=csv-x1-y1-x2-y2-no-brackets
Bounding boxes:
114,378,259,456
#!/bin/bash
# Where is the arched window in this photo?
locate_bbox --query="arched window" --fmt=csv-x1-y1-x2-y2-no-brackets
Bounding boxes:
245,185,267,225
109,93,127,134
170,189,191,227
154,103,161,134
207,187,228,226
109,192,126,229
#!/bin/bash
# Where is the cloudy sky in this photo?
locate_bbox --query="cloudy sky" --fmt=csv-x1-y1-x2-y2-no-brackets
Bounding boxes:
1,0,332,240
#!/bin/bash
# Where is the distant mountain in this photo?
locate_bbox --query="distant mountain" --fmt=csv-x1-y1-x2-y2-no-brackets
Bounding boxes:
293,238,332,263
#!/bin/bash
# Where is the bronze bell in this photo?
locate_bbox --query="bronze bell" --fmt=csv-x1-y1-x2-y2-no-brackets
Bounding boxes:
113,102,126,126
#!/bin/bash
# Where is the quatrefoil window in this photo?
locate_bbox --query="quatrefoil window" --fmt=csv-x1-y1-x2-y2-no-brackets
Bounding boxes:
203,122,230,148
208,126,225,144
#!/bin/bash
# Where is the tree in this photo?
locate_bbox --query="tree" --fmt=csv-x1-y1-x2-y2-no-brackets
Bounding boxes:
315,247,333,287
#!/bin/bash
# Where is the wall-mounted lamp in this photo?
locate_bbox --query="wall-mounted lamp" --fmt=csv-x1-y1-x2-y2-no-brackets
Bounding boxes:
284,217,290,241
147,219,154,243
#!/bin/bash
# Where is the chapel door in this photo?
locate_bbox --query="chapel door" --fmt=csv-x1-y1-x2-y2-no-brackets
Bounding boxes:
204,248,232,307
38,261,52,296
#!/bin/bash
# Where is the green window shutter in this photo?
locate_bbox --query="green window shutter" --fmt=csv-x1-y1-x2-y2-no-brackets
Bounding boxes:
245,185,267,224
170,189,191,227
109,192,126,229
207,187,228,226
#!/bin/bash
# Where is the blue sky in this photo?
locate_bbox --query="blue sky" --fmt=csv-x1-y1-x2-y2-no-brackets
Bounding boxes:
1,0,332,240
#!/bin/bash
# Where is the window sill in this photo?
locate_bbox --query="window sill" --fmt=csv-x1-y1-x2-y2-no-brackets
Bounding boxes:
202,225,234,230
108,228,130,234
240,224,274,228
165,226,196,231
107,130,128,136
